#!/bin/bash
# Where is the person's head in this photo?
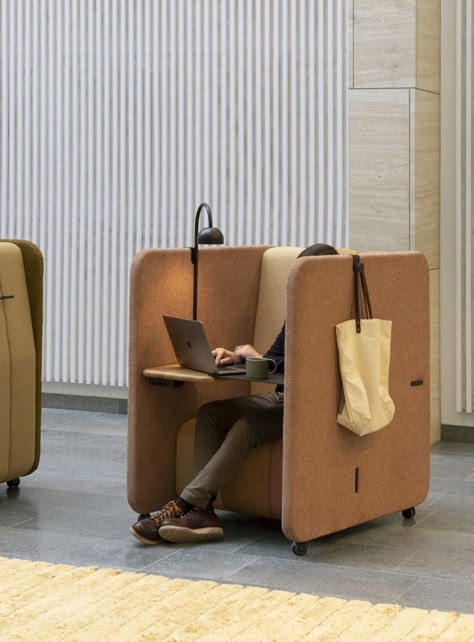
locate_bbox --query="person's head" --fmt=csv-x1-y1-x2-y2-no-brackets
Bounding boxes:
297,243,338,258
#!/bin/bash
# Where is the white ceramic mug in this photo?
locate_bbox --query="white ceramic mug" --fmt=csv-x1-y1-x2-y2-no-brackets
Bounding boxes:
245,357,277,379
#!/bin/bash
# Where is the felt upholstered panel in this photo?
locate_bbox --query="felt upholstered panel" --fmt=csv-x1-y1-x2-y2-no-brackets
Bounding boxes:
282,252,430,544
0,243,37,481
0,239,43,474
128,246,267,515
130,246,430,547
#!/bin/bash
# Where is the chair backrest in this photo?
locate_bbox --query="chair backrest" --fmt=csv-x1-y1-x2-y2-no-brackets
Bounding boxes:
250,247,302,394
250,246,354,393
251,247,302,353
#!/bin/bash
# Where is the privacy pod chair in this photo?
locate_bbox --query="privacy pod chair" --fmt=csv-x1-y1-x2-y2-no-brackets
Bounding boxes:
0,240,43,488
127,246,430,554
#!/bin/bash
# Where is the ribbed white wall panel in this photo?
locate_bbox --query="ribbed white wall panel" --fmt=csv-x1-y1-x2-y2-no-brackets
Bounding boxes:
456,0,474,412
0,0,348,388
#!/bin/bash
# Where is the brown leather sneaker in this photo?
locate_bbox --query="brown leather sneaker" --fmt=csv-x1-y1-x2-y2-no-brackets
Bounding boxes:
129,499,187,545
158,505,224,543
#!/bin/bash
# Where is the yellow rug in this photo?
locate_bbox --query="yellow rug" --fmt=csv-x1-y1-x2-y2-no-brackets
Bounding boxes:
0,557,473,641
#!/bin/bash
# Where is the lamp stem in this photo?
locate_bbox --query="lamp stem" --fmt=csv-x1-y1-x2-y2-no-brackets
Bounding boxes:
192,202,212,320
193,242,198,320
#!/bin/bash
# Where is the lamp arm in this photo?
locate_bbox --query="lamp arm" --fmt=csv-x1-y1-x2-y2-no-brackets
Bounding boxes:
193,246,198,320
191,203,212,265
193,202,212,319
192,202,219,320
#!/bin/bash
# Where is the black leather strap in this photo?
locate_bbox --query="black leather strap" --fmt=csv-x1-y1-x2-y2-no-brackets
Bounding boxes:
360,265,373,319
352,255,362,332
352,255,372,333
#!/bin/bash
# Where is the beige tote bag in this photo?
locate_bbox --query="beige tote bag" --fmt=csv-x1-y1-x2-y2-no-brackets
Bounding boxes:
336,256,395,436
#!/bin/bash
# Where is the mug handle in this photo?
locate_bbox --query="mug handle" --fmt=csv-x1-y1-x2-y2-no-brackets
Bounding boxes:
267,358,277,374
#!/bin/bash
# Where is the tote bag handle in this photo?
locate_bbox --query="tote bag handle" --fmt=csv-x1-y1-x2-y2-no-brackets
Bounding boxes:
352,255,373,333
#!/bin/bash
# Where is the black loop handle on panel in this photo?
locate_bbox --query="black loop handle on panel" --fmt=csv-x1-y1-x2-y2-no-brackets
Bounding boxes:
352,255,372,333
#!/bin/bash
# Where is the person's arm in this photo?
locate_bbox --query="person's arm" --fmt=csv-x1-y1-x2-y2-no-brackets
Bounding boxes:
263,324,285,372
213,324,285,369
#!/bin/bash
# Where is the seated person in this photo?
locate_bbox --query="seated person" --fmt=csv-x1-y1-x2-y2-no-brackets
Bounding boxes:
130,243,338,545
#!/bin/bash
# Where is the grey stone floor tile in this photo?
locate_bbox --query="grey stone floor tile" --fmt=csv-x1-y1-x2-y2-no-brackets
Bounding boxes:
201,533,265,555
42,408,128,435
1,408,473,615
397,577,474,614
395,543,474,583
230,532,295,559
21,470,126,495
414,509,474,536
0,525,180,573
432,441,474,455
13,505,132,540
428,475,462,494
1,486,129,514
0,526,102,564
197,512,283,554
311,512,431,551
428,491,474,511
39,434,126,471
96,482,128,498
0,494,40,527
239,538,416,572
430,455,474,481
325,522,474,562
227,557,419,603
64,537,181,571
144,548,260,581
421,490,444,507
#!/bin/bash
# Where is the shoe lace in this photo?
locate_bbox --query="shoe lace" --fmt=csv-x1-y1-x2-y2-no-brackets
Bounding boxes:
151,500,183,526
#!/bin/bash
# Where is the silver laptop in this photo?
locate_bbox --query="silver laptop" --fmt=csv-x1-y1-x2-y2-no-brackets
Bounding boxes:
163,315,247,376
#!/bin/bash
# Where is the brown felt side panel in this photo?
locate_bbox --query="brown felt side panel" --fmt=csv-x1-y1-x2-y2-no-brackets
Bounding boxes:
282,252,430,543
127,246,267,514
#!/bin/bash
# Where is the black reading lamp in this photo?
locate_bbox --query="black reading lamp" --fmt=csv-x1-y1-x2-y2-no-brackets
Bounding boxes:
191,202,224,320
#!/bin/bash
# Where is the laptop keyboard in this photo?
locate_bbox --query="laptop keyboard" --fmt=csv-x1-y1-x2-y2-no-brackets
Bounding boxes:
216,364,246,374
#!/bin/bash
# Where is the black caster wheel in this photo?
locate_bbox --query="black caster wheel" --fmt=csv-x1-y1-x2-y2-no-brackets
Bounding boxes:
138,513,150,521
291,541,307,556
402,507,416,519
6,478,20,488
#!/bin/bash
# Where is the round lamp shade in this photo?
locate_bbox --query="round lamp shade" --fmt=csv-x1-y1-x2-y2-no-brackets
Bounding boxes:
197,227,224,245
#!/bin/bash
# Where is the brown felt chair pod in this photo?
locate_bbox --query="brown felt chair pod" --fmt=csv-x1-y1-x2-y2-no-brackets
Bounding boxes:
128,246,430,555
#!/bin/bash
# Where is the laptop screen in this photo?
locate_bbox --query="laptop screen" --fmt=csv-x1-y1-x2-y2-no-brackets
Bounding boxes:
163,316,246,375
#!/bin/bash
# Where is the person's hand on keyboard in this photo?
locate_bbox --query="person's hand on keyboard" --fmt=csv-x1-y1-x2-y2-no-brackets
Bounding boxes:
212,344,261,366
